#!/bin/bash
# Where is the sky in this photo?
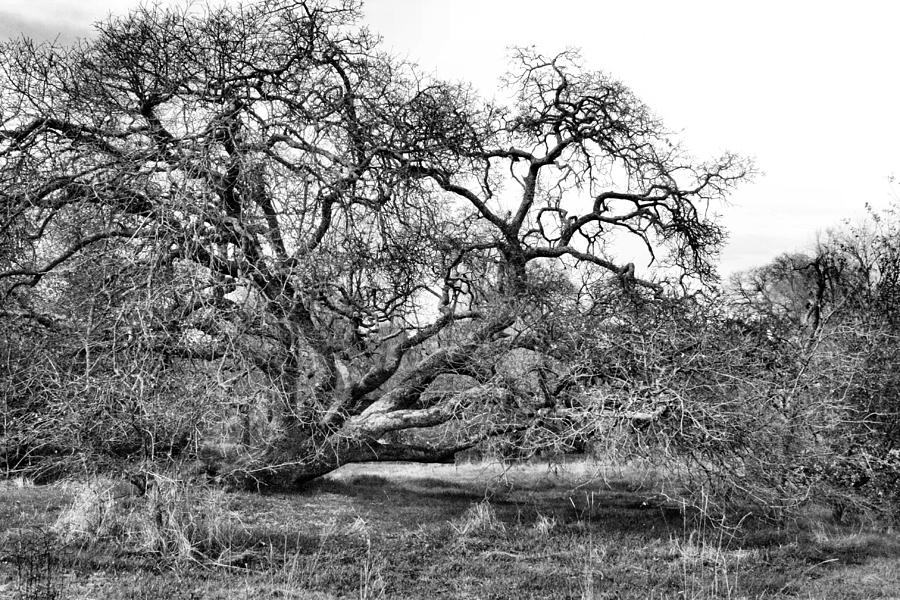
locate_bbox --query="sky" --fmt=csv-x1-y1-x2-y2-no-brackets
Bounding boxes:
2,0,899,275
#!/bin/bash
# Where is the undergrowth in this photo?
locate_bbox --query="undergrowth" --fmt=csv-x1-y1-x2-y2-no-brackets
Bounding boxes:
52,474,247,564
1,463,898,599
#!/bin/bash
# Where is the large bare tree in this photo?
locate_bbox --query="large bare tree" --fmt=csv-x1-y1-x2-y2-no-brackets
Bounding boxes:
0,0,750,487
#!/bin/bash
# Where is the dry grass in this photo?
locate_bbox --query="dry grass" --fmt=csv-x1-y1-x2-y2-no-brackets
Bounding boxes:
532,512,557,538
1,460,899,599
452,499,506,537
0,476,34,490
52,474,247,563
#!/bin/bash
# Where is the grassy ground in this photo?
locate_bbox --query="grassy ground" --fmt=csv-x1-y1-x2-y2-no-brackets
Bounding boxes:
1,461,898,599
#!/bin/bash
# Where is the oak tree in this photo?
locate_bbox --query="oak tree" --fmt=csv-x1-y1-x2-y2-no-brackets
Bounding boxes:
0,0,749,487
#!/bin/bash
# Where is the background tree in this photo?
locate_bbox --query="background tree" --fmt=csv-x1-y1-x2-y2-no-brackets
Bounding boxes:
728,214,900,519
0,0,750,489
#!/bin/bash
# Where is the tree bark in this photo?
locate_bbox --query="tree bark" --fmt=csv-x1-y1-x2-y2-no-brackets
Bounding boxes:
214,433,474,490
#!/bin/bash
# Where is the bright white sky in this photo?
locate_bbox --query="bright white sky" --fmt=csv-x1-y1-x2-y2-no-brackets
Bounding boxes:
3,0,899,275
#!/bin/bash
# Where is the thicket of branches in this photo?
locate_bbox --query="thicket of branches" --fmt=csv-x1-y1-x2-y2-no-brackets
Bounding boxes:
726,214,900,518
0,0,895,520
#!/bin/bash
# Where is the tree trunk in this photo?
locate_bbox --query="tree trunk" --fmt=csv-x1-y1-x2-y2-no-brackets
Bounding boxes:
213,433,464,490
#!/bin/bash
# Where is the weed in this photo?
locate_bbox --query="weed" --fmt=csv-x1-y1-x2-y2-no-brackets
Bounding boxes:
345,515,370,538
0,477,34,490
53,474,247,563
569,491,598,526
532,512,557,538
579,540,606,600
146,476,245,561
53,480,102,539
669,495,746,600
451,499,506,537
2,461,899,599
2,527,65,600
358,536,385,600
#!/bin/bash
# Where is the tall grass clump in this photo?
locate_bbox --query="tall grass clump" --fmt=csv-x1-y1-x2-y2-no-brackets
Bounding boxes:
451,499,506,537
53,474,246,562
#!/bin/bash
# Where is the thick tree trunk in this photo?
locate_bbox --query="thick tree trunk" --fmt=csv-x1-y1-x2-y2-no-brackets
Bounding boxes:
214,433,465,490
209,315,517,490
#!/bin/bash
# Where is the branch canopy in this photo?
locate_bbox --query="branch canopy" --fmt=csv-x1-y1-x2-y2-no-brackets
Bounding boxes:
0,0,754,489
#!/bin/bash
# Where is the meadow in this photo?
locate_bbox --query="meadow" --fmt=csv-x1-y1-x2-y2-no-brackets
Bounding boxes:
1,460,898,600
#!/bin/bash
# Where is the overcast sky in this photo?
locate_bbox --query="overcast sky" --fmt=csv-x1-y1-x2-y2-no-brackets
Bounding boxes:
3,0,898,275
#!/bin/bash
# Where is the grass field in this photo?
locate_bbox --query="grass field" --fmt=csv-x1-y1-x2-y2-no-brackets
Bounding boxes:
1,460,898,599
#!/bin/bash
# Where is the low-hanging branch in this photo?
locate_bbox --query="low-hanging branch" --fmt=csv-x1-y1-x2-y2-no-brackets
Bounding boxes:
0,0,753,489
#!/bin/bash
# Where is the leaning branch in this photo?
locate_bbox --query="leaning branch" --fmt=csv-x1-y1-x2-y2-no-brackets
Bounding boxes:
0,227,143,293
524,245,662,292
348,309,481,401
0,309,76,329
352,384,510,438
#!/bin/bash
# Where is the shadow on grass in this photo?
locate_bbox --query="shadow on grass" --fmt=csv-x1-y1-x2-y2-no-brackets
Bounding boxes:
2,466,899,600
